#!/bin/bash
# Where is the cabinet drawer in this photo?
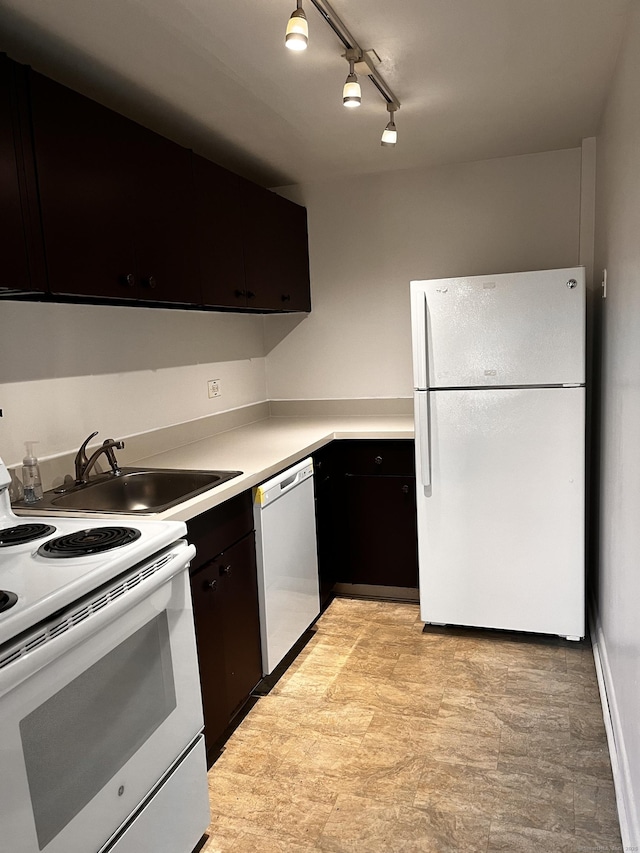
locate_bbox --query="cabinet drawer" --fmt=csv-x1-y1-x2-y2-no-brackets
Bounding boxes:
187,491,253,572
336,439,415,476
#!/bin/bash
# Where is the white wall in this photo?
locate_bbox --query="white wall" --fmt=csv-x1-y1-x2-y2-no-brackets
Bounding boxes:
593,0,640,842
267,148,582,401
0,301,267,466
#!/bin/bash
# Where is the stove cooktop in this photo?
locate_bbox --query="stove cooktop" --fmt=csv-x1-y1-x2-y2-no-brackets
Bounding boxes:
0,515,188,645
0,458,189,646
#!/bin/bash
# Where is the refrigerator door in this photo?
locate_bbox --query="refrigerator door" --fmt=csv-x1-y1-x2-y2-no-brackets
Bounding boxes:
411,267,585,389
416,386,585,638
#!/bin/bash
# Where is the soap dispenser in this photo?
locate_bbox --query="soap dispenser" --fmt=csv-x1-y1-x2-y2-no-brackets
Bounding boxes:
22,442,43,504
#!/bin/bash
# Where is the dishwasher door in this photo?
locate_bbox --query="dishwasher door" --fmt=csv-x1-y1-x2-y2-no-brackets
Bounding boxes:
253,458,320,675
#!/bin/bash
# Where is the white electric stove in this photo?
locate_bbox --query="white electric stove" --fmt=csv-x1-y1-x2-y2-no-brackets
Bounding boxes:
0,456,210,853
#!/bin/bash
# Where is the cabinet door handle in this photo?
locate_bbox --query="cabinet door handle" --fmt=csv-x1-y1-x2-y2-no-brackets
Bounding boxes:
234,289,246,298
246,291,255,299
121,273,136,287
142,275,157,289
220,564,232,576
401,484,409,494
206,579,218,591
281,293,291,302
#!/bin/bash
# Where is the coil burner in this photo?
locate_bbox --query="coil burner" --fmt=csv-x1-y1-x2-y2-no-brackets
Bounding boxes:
0,590,18,613
37,527,141,558
0,524,57,548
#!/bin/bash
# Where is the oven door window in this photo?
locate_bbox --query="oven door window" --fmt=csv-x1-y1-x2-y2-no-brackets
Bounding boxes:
20,611,176,850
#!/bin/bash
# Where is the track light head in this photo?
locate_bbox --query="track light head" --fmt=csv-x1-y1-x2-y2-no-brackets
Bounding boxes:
285,2,308,51
381,104,398,146
342,60,362,108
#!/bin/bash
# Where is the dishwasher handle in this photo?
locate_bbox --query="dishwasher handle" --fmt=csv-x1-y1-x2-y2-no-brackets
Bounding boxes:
254,458,314,508
279,472,298,490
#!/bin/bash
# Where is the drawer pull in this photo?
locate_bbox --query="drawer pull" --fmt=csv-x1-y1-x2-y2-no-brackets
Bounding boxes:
374,456,383,465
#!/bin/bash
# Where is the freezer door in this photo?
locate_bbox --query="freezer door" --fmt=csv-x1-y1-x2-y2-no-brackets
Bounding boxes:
411,268,585,389
416,387,585,638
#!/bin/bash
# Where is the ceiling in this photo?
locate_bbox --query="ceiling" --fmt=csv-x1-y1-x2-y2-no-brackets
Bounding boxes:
0,0,632,187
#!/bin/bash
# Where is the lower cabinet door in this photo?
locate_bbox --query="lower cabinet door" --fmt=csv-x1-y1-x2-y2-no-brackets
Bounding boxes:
313,448,346,607
217,532,263,717
190,560,230,758
343,475,418,588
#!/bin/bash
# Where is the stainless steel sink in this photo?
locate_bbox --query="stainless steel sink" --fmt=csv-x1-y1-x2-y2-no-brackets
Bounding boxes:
18,467,242,514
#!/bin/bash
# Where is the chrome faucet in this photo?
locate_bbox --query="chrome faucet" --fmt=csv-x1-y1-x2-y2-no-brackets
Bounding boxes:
75,432,125,484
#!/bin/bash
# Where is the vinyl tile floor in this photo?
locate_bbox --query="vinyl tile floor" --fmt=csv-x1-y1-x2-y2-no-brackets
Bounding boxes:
201,598,622,853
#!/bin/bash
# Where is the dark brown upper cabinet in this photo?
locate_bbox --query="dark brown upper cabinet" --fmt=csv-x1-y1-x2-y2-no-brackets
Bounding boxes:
28,71,201,305
0,55,45,295
1,54,311,313
242,181,311,312
193,154,247,309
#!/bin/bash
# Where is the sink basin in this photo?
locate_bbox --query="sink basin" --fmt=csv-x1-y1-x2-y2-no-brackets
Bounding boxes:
38,467,242,514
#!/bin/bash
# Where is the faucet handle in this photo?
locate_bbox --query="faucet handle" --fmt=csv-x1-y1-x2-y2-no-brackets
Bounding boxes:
103,439,125,475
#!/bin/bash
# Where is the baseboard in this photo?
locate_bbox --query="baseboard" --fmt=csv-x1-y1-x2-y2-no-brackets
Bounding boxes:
589,599,640,849
332,583,420,602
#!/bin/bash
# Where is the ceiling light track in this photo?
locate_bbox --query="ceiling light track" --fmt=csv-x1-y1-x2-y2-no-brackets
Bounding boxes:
285,0,401,145
306,0,357,51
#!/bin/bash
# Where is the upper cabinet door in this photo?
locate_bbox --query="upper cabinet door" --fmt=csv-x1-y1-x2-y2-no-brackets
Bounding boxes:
29,71,137,300
242,183,311,312
193,155,246,309
277,192,311,312
129,124,201,305
29,72,200,305
0,55,45,294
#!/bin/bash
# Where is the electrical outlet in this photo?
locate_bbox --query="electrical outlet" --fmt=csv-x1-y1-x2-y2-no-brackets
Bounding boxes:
207,379,221,398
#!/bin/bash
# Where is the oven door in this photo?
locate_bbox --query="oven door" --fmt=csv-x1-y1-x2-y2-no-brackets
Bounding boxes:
0,541,206,853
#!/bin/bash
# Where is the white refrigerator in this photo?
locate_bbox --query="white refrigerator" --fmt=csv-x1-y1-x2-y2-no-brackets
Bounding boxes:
410,267,585,640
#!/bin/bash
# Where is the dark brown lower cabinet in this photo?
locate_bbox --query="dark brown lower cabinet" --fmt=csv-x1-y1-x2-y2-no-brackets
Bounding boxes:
187,492,262,765
313,440,418,600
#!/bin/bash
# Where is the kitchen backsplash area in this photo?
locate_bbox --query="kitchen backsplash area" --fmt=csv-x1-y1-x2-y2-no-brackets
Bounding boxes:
0,300,268,467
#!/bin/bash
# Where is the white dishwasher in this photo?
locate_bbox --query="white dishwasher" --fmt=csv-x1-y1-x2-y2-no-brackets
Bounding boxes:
253,457,320,675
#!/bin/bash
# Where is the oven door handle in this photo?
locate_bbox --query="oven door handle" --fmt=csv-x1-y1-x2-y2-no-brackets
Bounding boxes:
0,541,195,698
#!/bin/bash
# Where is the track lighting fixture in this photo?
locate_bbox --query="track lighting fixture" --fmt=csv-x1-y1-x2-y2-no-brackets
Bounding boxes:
381,104,398,146
285,0,308,51
342,59,361,108
282,0,402,142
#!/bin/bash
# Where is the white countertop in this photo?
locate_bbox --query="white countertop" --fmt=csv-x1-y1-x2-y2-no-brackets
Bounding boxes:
140,415,414,522
15,415,414,523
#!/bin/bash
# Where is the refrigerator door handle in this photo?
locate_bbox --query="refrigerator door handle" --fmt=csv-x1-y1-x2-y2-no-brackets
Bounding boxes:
411,286,429,389
415,393,431,489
